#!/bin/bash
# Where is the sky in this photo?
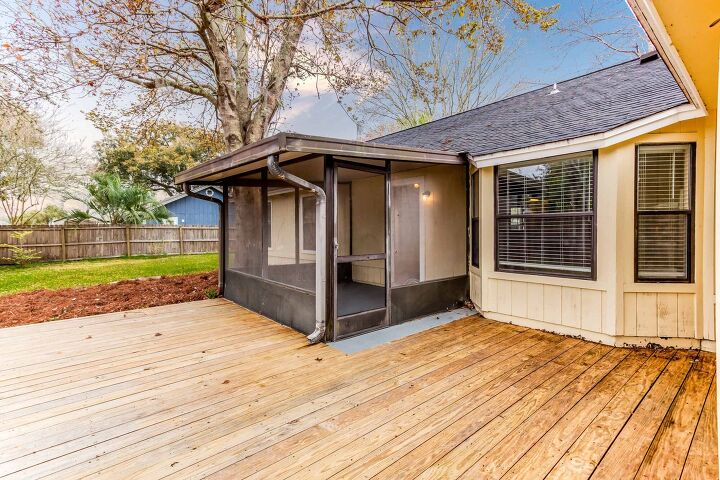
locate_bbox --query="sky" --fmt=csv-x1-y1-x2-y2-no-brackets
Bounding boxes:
14,0,648,156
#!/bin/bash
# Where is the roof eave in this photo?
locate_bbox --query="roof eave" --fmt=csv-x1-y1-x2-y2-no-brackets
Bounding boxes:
470,103,704,168
175,132,462,184
626,0,707,113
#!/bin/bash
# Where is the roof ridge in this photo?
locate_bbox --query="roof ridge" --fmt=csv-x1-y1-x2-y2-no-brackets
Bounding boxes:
371,56,649,142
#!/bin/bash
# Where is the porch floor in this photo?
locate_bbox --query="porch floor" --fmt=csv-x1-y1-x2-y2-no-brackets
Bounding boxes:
0,299,716,479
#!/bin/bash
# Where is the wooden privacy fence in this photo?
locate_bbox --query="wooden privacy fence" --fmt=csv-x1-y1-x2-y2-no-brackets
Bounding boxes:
0,225,219,264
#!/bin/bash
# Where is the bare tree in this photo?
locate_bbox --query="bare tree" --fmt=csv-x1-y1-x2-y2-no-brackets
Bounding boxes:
554,0,649,62
3,0,558,151
0,106,84,224
356,33,520,137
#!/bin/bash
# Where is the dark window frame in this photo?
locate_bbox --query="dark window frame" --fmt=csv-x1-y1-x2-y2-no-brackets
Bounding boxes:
471,170,480,268
634,143,695,283
494,150,598,280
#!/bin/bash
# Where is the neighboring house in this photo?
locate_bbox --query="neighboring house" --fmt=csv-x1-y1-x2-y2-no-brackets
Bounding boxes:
153,186,223,225
176,42,716,351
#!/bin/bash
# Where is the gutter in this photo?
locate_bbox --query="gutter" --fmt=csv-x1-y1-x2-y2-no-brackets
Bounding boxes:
266,154,328,344
183,183,226,296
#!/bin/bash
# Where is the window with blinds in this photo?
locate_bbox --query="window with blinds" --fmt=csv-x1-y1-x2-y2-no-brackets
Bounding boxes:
495,152,596,279
636,144,693,282
471,171,479,268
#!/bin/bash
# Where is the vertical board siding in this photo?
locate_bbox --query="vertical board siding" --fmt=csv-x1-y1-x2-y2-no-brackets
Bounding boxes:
581,289,603,333
624,293,638,336
469,272,482,307
543,285,563,323
677,294,696,338
625,292,697,340
0,225,218,264
480,277,703,342
484,278,498,312
526,283,544,321
561,287,583,328
496,280,512,315
482,278,700,342
510,282,528,318
636,293,659,337
657,293,679,338
484,278,605,334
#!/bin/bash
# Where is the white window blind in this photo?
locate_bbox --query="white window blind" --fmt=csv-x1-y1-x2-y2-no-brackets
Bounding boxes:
636,144,692,281
496,152,595,278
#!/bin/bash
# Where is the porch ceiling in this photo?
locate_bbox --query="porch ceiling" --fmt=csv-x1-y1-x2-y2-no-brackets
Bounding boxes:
175,132,464,185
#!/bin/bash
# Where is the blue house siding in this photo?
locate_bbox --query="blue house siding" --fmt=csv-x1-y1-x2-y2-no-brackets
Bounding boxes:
151,188,223,225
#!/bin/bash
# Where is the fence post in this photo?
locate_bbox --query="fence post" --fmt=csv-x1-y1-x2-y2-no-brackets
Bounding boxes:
178,226,184,255
125,225,131,257
60,226,67,261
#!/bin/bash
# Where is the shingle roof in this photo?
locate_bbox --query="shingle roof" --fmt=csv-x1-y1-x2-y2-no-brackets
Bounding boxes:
371,55,689,156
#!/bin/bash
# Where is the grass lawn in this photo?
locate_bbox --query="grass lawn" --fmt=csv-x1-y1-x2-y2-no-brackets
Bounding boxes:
0,254,218,296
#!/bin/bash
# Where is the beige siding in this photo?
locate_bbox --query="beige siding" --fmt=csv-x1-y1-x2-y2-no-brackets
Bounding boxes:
475,115,715,348
623,291,698,339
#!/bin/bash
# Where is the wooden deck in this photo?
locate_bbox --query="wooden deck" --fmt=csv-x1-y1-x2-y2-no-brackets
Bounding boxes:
0,299,716,479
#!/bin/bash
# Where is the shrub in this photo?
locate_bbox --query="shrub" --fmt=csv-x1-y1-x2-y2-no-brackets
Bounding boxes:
1,231,41,266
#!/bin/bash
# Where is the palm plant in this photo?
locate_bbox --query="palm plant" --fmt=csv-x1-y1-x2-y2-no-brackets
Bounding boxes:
66,173,170,225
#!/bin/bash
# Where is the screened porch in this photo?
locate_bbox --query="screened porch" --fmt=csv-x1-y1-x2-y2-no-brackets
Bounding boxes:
176,133,469,341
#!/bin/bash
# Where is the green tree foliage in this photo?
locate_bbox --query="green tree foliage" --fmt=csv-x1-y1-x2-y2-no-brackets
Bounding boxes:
94,121,223,195
66,173,170,225
18,205,68,225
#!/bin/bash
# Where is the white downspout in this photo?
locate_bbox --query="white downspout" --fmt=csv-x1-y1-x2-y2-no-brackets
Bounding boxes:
267,154,327,343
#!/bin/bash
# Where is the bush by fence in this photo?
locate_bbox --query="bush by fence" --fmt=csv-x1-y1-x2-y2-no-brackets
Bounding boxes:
0,225,219,264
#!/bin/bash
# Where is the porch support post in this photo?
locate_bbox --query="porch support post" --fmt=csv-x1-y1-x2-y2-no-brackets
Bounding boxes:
385,159,391,327
261,169,269,279
324,155,336,341
219,185,227,294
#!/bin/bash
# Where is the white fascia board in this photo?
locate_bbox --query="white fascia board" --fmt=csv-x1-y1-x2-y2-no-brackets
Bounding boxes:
470,104,705,168
626,0,707,112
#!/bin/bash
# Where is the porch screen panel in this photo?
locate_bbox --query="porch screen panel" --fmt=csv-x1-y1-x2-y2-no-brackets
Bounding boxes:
496,152,595,278
266,187,315,292
391,180,421,286
636,144,692,282
226,186,262,276
389,164,466,285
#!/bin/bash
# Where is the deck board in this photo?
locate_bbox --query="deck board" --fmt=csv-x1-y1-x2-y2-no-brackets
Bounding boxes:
0,299,715,479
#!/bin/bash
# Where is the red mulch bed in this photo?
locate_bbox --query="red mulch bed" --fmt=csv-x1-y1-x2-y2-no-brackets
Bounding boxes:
0,272,219,329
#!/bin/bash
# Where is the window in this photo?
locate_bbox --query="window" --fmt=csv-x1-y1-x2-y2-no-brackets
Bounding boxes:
471,171,480,268
301,195,316,251
495,152,596,279
635,144,693,282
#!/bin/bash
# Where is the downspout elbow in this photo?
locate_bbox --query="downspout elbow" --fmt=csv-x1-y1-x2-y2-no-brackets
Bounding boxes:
266,155,327,344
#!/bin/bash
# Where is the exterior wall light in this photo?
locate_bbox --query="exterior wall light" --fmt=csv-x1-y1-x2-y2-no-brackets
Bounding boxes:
422,190,432,200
